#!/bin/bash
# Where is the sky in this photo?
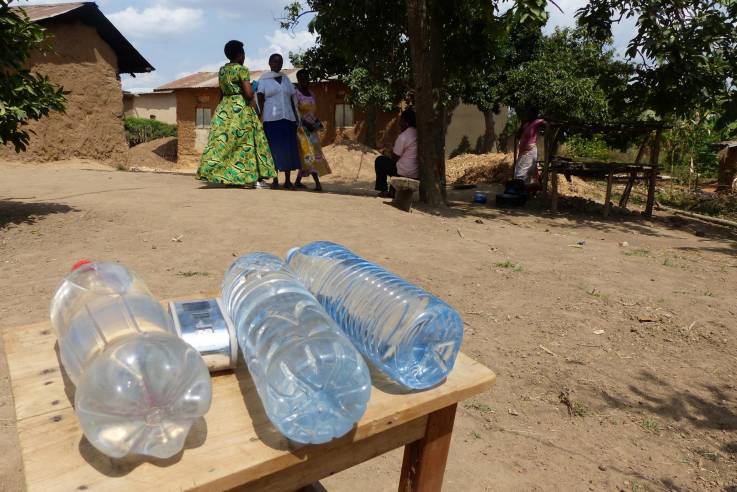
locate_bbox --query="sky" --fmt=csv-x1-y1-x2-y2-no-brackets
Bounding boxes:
19,0,635,93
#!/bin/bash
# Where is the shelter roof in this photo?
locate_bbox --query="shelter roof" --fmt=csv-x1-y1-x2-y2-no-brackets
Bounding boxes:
156,69,299,91
13,2,154,74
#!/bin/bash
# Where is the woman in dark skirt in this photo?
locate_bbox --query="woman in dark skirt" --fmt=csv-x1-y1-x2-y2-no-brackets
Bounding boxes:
257,53,301,189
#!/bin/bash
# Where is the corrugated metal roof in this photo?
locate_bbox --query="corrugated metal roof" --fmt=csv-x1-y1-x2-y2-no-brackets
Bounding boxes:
11,2,153,74
15,2,88,22
156,69,299,91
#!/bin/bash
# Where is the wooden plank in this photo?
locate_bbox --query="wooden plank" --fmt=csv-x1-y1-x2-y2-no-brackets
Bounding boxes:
603,172,614,217
4,319,495,492
398,404,457,492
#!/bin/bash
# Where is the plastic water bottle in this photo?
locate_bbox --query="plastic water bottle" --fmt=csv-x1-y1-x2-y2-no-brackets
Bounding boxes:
50,261,212,459
221,253,371,444
286,242,464,390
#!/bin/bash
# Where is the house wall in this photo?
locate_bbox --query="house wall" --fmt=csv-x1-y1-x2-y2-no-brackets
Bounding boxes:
123,92,177,124
176,88,220,166
446,104,509,157
0,21,128,163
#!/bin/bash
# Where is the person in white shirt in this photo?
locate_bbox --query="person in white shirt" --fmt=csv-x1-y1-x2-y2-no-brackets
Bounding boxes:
257,53,301,189
374,109,418,198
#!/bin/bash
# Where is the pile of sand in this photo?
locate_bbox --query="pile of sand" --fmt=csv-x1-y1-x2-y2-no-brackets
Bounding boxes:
323,140,380,181
125,137,184,171
556,174,606,201
446,153,514,185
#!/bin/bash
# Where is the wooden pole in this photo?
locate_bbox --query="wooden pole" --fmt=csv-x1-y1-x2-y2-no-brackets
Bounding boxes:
551,169,559,213
644,129,662,217
399,404,457,492
604,172,614,217
541,126,560,196
619,134,650,209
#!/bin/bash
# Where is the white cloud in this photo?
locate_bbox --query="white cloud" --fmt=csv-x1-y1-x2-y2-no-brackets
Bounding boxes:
265,29,317,57
167,0,290,22
237,29,316,70
108,6,204,40
121,70,167,92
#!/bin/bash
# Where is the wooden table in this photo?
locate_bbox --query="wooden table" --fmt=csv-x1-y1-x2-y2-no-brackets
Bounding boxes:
549,159,659,217
3,319,495,492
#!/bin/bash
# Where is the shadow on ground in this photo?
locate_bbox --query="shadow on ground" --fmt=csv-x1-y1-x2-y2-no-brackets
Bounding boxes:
0,199,77,230
599,370,737,431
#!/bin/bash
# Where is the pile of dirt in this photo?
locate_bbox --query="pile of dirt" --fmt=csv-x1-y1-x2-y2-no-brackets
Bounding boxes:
125,137,183,171
446,153,514,185
323,140,380,181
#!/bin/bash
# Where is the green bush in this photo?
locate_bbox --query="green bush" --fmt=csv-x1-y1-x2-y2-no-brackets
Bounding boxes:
124,117,177,147
563,134,610,160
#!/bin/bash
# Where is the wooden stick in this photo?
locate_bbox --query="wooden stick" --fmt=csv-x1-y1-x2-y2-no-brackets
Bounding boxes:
634,134,650,165
399,404,457,492
551,169,559,213
541,127,560,196
659,206,737,229
604,172,614,217
644,129,662,217
619,171,637,208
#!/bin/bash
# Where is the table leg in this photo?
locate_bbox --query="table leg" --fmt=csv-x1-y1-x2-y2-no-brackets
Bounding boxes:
604,172,614,217
398,404,457,492
551,170,559,213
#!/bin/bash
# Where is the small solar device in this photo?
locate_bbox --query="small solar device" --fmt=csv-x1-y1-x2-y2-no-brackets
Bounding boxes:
169,298,237,372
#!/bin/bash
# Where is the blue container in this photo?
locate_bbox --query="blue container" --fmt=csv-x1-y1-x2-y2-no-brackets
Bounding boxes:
473,191,488,204
287,242,464,390
221,253,371,444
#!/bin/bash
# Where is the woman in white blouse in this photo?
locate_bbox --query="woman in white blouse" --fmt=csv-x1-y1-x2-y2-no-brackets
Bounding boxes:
257,53,301,190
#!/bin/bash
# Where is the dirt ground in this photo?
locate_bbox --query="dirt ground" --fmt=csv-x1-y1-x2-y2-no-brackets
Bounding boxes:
1,157,736,492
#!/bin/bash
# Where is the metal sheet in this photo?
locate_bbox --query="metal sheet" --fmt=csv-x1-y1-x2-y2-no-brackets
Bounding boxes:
170,298,237,372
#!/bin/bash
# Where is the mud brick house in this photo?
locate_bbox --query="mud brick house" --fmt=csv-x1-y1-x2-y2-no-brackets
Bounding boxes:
2,2,154,162
157,70,505,166
123,91,177,125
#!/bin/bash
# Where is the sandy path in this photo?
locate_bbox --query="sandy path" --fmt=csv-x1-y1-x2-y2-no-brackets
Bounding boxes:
1,161,736,491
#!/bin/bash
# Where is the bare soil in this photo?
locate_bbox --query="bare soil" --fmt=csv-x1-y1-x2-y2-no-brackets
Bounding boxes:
1,156,736,492
125,137,180,171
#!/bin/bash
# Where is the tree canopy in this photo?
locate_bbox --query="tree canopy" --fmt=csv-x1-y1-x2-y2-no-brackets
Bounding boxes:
0,0,66,152
577,0,737,121
501,28,633,123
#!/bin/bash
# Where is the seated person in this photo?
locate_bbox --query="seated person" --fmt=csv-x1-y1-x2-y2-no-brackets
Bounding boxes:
375,109,418,198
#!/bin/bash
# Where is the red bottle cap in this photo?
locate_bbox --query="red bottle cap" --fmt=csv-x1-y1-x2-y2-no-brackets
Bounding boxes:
71,259,92,272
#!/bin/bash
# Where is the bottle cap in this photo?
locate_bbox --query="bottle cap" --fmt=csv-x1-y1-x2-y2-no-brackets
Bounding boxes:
71,259,92,272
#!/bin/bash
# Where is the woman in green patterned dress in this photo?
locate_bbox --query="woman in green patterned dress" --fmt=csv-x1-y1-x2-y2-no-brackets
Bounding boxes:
197,41,276,187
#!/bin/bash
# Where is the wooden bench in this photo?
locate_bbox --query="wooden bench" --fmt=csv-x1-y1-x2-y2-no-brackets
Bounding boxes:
2,300,495,492
389,177,420,212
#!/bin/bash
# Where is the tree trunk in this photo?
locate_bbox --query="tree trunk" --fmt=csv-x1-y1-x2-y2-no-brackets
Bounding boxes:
717,147,737,193
363,105,379,149
405,0,446,206
480,109,496,153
